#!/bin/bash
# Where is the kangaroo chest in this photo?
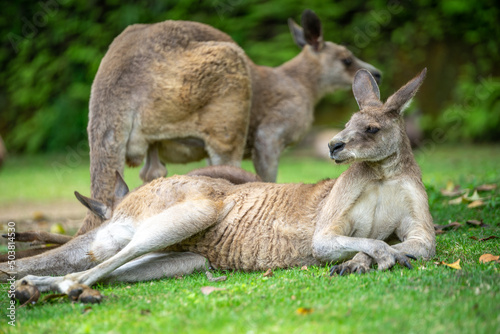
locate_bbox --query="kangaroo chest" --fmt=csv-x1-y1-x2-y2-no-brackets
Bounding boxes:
347,179,411,240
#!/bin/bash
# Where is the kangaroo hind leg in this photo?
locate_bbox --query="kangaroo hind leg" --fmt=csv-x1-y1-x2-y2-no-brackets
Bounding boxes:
54,199,231,300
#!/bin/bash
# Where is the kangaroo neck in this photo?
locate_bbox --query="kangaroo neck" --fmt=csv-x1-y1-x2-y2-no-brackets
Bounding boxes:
279,49,321,101
363,136,419,180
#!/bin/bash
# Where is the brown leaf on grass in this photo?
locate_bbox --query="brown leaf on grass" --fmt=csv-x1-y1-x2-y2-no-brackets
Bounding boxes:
301,266,309,271
296,307,314,315
466,220,489,228
476,184,497,191
448,195,466,205
81,306,92,314
440,259,462,270
467,200,485,208
449,190,489,206
466,190,484,202
441,182,465,197
478,236,498,242
263,268,274,277
140,309,151,316
479,254,500,263
33,211,47,222
434,222,462,232
200,286,226,295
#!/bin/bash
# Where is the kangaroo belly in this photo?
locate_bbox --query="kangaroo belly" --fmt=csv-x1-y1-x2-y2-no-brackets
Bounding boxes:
158,138,208,163
175,185,320,271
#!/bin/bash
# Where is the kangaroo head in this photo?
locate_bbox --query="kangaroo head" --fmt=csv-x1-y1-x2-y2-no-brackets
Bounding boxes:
328,68,427,165
75,171,129,220
288,9,382,94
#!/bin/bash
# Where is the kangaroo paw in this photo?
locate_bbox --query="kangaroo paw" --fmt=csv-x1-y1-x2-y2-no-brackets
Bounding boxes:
330,252,373,276
373,248,415,271
13,280,40,306
330,261,371,276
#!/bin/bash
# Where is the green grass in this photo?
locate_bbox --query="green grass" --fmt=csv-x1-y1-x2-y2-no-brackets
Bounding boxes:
1,144,499,334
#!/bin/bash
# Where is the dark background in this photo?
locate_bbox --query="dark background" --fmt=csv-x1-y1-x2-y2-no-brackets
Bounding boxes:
1,0,499,154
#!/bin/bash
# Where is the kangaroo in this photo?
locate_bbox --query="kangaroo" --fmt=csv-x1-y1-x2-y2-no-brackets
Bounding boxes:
1,165,261,259
81,9,381,235
2,69,433,304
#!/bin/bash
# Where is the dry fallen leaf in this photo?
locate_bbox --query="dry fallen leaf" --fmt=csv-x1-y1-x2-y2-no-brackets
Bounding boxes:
449,190,489,207
81,306,92,314
479,254,500,263
440,259,462,270
466,220,489,228
200,286,226,295
263,268,274,277
478,236,498,242
466,190,484,202
476,184,497,191
301,266,309,271
296,307,314,315
441,182,465,197
448,195,466,205
468,200,485,208
33,211,47,221
434,222,462,231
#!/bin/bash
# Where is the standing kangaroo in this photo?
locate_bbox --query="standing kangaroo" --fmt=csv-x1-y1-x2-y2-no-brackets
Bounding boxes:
82,9,381,235
3,69,434,303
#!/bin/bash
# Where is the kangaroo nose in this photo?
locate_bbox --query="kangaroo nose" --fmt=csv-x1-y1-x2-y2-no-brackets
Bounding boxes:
329,141,345,155
371,71,382,84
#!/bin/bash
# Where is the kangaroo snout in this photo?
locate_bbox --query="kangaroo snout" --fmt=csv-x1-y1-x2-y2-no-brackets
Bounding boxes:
328,141,345,158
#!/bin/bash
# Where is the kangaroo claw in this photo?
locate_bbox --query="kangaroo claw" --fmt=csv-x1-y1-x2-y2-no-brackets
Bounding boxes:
397,255,413,270
329,265,339,276
339,267,349,276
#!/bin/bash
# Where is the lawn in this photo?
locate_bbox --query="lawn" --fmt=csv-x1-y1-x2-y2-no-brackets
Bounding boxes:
0,144,499,334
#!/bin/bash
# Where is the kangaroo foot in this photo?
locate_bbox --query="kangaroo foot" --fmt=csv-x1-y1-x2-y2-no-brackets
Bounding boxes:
68,284,103,304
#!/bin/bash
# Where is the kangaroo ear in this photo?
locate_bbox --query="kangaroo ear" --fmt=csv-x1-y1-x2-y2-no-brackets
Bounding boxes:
288,18,306,49
384,68,427,116
301,9,323,51
352,69,382,110
114,171,129,200
74,191,111,220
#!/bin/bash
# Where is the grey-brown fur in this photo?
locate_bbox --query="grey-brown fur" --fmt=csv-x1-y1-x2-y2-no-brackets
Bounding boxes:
1,69,434,302
81,9,381,235
186,165,262,184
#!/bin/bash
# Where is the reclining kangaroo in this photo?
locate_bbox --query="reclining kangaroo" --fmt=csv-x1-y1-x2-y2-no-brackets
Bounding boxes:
82,9,381,235
2,69,434,304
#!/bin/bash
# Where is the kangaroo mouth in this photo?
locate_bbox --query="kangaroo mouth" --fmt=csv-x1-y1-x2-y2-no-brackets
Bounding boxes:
333,158,350,164
331,153,354,165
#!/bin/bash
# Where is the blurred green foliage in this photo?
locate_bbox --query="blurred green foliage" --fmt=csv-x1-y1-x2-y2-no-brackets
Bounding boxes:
1,0,499,153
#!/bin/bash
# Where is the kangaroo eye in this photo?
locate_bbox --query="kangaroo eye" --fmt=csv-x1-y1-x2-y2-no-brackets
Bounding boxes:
342,58,353,66
366,126,380,134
